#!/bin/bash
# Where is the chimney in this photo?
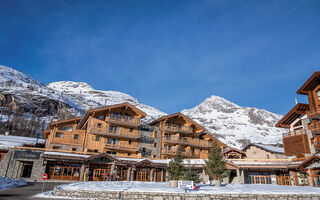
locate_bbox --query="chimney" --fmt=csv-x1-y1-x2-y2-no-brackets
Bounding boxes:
5,131,9,136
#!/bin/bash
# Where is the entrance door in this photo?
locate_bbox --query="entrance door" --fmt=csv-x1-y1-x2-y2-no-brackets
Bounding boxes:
93,168,111,181
21,163,33,178
135,168,151,181
156,170,162,182
48,166,80,180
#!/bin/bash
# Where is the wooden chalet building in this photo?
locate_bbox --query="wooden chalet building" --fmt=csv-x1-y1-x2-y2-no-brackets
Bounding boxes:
275,71,320,187
149,113,227,159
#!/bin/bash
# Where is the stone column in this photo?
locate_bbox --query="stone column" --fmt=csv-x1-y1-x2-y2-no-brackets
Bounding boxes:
150,168,155,182
127,167,131,181
79,164,86,181
270,171,277,185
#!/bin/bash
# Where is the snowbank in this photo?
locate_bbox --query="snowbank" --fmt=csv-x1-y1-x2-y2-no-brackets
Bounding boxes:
55,181,320,194
0,176,27,190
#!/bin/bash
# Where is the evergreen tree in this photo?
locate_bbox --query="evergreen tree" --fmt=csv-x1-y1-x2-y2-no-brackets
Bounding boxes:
182,160,201,183
204,141,228,180
167,145,185,180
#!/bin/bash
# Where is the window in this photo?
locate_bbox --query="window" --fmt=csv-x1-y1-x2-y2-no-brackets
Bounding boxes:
266,154,270,159
127,153,131,156
95,136,100,141
129,128,133,132
153,143,157,147
74,134,79,139
128,140,132,144
94,149,98,153
97,123,102,128
57,126,72,131
143,148,146,152
107,138,119,145
53,146,61,149
109,125,119,133
72,148,77,151
124,113,133,121
106,151,117,155
110,112,122,120
95,115,104,120
55,132,63,138
153,155,156,158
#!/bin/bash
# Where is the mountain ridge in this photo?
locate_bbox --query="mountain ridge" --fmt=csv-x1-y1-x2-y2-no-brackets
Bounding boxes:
0,65,284,147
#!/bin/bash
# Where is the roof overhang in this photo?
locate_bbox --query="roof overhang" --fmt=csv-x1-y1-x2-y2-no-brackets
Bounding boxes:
297,71,320,95
275,103,309,128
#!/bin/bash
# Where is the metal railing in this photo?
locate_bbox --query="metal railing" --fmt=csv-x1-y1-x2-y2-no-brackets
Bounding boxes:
105,143,139,151
107,115,140,126
163,135,212,147
307,107,320,118
282,129,306,138
163,124,193,133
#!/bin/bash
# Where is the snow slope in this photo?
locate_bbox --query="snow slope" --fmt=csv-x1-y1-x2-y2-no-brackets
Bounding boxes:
182,96,284,148
47,81,166,122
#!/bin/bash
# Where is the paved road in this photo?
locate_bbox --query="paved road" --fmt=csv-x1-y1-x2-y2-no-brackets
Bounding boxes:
0,182,70,200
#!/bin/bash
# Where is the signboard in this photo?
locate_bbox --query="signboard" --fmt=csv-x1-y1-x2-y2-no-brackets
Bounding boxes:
13,150,41,160
178,180,194,190
42,173,47,181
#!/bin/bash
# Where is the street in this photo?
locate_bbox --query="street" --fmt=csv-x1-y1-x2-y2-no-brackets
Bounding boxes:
0,182,69,200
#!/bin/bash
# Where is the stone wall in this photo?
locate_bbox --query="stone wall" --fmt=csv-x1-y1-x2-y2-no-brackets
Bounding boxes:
138,125,161,158
244,146,285,159
53,189,320,200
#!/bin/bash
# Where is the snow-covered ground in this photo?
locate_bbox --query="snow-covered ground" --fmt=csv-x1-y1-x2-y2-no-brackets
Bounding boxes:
0,176,27,190
35,181,320,198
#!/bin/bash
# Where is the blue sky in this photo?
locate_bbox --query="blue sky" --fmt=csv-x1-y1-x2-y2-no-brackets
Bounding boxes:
0,0,319,115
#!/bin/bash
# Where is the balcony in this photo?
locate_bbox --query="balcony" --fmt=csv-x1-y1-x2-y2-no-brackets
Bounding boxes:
163,136,212,148
307,107,320,118
161,149,192,157
106,115,140,127
282,129,307,138
89,126,141,139
282,129,310,156
163,124,194,134
309,121,320,134
104,143,139,152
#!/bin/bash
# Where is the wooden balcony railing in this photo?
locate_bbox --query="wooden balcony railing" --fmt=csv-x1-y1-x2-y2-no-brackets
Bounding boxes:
163,136,212,148
309,121,320,134
104,143,139,152
89,126,140,139
163,124,193,134
282,129,307,138
107,115,140,126
161,149,192,157
307,107,320,118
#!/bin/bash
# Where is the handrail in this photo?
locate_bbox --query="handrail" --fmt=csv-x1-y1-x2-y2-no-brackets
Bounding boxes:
163,124,193,133
282,129,307,138
163,135,211,147
105,143,139,151
89,126,140,138
307,107,320,117
107,115,140,126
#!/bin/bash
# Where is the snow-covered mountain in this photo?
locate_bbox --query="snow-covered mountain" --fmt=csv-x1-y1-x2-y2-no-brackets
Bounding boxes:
182,96,284,148
0,65,284,147
47,81,166,122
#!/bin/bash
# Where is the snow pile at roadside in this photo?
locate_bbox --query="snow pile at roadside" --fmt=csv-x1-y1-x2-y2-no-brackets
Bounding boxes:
54,181,320,194
0,176,27,190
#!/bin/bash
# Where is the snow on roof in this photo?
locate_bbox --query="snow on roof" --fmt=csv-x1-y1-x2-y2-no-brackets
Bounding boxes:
0,134,46,149
43,151,91,158
243,143,284,154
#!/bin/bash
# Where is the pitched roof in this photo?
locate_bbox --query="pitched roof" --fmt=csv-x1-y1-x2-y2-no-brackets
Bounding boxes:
49,117,82,128
297,71,320,95
223,147,246,155
148,112,205,131
275,103,309,128
78,102,147,129
297,155,320,169
242,143,284,154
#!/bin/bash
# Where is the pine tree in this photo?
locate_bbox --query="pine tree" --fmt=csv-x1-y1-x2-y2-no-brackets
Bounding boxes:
182,160,201,183
167,145,185,180
204,141,228,181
